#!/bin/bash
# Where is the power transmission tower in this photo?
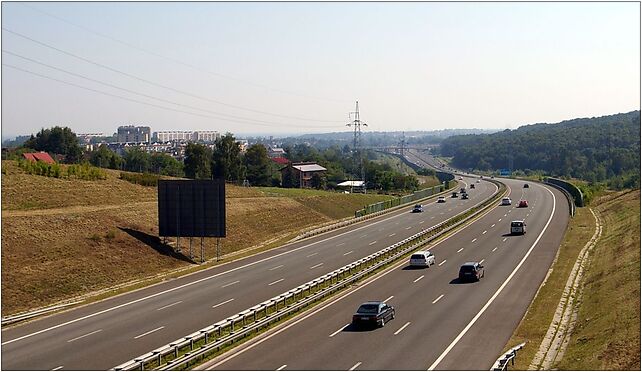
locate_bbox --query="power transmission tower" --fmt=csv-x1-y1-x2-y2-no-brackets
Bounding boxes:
347,100,367,193
399,131,406,157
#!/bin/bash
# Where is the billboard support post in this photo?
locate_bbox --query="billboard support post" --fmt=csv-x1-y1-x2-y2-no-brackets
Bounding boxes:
200,237,204,263
216,238,221,262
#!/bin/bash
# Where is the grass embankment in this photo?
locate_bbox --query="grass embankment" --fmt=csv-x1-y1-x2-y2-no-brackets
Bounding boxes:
505,189,640,370
1,160,393,316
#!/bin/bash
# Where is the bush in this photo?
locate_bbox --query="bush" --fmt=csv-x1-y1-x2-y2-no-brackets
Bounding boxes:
119,172,160,187
105,230,116,240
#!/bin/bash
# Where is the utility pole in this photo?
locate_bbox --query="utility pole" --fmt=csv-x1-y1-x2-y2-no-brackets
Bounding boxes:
347,101,367,193
399,131,406,157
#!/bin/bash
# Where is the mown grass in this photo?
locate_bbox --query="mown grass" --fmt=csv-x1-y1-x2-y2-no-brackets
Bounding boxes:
0,160,396,316
504,189,640,370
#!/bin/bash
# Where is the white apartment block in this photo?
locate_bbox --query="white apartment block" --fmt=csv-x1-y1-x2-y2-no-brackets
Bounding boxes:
154,130,220,143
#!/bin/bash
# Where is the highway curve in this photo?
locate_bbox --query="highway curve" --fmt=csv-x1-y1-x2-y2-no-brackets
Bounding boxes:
1,176,493,370
205,178,569,370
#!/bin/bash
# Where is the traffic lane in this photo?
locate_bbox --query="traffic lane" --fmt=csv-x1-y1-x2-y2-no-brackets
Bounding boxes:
2,181,491,370
209,181,553,370
434,185,569,370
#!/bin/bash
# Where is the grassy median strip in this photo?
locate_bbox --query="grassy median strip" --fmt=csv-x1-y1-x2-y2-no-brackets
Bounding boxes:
503,189,640,370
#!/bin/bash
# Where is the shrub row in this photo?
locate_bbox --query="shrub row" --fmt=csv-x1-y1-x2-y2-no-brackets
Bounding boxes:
16,160,107,180
119,172,160,187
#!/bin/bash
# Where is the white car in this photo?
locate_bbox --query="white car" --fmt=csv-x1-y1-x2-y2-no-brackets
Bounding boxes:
501,197,512,206
437,196,446,203
409,251,435,267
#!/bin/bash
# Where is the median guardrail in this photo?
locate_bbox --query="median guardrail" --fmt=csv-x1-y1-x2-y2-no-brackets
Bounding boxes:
491,342,526,370
114,179,505,371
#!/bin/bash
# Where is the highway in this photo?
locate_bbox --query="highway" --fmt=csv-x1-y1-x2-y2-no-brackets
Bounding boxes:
205,178,570,370
1,177,495,370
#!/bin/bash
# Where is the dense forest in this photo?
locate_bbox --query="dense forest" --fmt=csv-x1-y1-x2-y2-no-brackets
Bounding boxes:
439,111,641,189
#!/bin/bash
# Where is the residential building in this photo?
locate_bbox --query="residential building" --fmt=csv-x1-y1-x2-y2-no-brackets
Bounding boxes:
22,152,55,164
193,131,219,142
154,131,193,142
117,126,151,143
280,162,327,188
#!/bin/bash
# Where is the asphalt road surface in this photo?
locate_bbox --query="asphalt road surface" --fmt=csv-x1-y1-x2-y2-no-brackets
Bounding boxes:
1,177,494,370
204,178,569,370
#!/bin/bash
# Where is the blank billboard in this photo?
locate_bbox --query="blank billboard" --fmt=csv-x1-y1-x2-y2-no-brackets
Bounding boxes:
158,179,226,237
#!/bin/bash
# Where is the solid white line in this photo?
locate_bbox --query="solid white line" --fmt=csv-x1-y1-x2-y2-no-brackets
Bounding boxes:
222,280,240,288
67,329,102,343
134,326,164,339
438,260,446,266
276,365,287,371
471,238,477,242
269,265,284,271
482,230,487,235
51,366,63,371
413,275,425,283
428,186,557,370
384,295,394,303
212,298,234,308
307,252,318,257
394,322,411,335
432,294,444,304
388,233,396,237
343,251,354,256
369,241,377,245
349,362,362,371
268,278,285,286
457,248,464,253
492,247,498,252
329,323,350,338
479,259,485,264
2,199,417,346
310,263,324,269
156,301,182,311
337,242,346,247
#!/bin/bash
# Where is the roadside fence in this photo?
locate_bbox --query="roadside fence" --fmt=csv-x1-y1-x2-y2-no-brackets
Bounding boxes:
491,342,526,371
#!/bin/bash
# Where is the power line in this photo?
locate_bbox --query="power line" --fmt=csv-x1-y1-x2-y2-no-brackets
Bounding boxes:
2,50,342,129
3,63,343,130
2,27,344,124
22,3,351,105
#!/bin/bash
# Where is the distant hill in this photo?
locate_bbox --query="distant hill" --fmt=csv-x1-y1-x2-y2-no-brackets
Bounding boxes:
439,111,640,188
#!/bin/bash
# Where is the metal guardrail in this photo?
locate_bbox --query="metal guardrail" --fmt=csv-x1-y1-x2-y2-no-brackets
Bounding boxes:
1,301,82,326
491,342,526,370
544,179,577,217
354,184,444,218
544,177,584,207
114,180,505,371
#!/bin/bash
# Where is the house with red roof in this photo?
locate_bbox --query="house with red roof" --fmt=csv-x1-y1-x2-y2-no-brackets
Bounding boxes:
22,152,56,164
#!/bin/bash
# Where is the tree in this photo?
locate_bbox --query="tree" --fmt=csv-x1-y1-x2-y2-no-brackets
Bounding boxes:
310,172,326,190
281,166,299,188
23,126,83,163
90,144,122,169
123,147,151,173
150,153,184,177
244,144,271,186
184,143,212,179
213,133,243,182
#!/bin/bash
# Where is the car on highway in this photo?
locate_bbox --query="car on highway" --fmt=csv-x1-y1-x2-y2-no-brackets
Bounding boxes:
511,220,526,235
518,200,528,208
461,193,469,199
460,187,466,193
409,250,435,267
459,262,485,282
412,204,424,213
352,301,395,328
470,183,475,189
501,197,512,206
476,179,481,183
459,176,463,180
523,183,529,188
437,196,446,203
451,192,459,198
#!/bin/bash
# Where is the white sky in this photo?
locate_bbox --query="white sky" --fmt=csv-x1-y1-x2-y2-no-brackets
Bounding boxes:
1,1,640,138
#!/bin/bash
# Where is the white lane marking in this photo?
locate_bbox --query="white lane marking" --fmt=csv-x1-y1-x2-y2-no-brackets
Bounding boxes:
394,322,411,335
212,298,235,308
498,218,502,222
329,323,350,337
405,226,412,230
51,367,63,371
413,275,425,283
369,241,377,245
491,224,495,228
336,242,346,247
222,280,240,288
360,234,368,238
310,263,324,269
429,186,557,370
492,247,498,252
389,233,396,237
269,265,284,271
395,222,400,225
276,365,287,371
384,295,394,303
1,203,419,346
420,220,425,224
349,362,362,371
471,238,477,242
307,252,318,257
482,230,487,235
343,251,354,256
430,216,435,219
438,260,446,266
268,278,285,286
479,259,485,264
156,300,182,311
457,248,464,253
134,326,164,339
504,214,507,217
503,238,508,242
432,294,444,304
67,329,102,343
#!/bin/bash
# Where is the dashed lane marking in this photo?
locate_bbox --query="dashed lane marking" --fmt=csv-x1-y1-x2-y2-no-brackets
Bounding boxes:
432,294,444,304
310,263,324,269
413,275,425,283
222,280,240,288
134,326,164,339
212,298,234,308
268,278,285,286
67,329,102,343
329,324,350,338
457,248,464,253
394,322,411,335
349,362,362,371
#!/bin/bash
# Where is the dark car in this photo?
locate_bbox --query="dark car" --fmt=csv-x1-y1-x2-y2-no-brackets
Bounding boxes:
461,193,469,200
524,183,529,188
352,301,395,328
470,183,475,189
412,204,424,213
460,187,466,193
451,192,459,198
458,262,484,282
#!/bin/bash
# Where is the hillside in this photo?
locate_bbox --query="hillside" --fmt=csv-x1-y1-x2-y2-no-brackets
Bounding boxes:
439,111,640,187
1,160,393,315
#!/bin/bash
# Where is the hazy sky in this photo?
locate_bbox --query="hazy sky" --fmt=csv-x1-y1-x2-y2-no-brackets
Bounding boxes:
1,2,639,138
